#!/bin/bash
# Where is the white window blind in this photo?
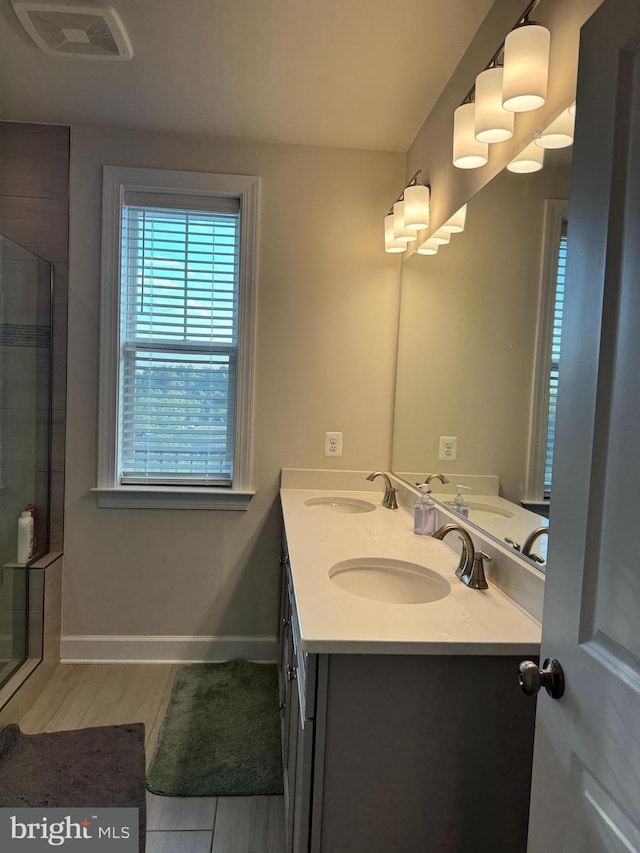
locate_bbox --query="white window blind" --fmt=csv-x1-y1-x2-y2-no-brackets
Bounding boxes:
543,223,567,497
119,192,241,486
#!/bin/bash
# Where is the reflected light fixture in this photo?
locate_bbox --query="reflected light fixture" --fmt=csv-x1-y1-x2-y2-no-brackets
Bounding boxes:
535,106,575,148
429,228,452,245
502,22,551,112
393,200,416,244
384,213,406,253
507,140,544,173
441,204,468,233
474,66,514,143
416,239,440,255
403,183,430,230
453,102,488,169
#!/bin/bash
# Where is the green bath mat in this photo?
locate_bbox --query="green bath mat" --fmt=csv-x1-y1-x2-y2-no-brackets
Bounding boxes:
146,659,283,797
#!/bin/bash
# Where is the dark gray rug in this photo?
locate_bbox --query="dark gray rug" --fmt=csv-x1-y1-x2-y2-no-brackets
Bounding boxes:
0,723,146,851
146,659,283,796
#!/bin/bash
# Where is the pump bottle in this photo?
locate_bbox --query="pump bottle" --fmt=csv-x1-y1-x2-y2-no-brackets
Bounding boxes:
414,484,437,535
449,484,471,518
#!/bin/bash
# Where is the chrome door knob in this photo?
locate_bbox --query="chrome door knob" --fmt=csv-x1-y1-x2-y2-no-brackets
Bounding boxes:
518,658,565,699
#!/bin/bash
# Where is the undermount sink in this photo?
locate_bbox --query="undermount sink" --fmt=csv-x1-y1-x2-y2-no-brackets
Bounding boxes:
304,496,376,514
446,500,514,519
467,502,514,518
329,558,451,604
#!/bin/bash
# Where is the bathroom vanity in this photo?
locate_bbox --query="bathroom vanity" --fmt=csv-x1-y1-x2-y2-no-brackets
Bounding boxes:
278,475,542,853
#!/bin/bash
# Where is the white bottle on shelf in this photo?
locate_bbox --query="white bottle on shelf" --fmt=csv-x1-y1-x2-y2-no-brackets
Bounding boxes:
17,511,34,564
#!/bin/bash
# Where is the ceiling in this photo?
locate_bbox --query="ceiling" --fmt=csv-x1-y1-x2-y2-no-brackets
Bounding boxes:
0,0,495,152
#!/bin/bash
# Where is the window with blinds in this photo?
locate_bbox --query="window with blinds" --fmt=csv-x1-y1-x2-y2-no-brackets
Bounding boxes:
119,192,241,486
542,222,567,498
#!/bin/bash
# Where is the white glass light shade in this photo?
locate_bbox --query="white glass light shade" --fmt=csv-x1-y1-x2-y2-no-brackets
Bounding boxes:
429,229,451,245
474,67,514,143
403,184,430,230
384,213,406,253
535,108,575,148
453,103,488,169
416,239,439,255
568,101,576,116
441,204,468,234
507,141,545,173
393,200,416,243
502,24,551,113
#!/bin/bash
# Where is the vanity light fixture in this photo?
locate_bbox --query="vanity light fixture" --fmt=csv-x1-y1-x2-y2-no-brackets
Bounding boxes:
568,101,576,116
453,102,489,169
474,66,514,143
507,140,544,173
403,182,430,231
502,22,551,112
535,106,575,148
384,170,430,253
441,204,468,233
393,200,417,244
384,213,407,253
416,239,440,255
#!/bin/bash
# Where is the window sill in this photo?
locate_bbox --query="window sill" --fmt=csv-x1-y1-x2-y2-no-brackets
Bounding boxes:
91,486,255,510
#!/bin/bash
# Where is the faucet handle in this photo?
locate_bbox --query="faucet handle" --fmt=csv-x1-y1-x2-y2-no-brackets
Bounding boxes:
504,537,521,551
462,550,491,590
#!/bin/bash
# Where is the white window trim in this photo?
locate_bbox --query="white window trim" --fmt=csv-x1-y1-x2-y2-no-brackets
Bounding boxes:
524,198,568,505
94,165,259,509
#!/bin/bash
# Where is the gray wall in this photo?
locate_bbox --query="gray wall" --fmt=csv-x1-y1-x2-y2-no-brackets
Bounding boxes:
64,126,404,649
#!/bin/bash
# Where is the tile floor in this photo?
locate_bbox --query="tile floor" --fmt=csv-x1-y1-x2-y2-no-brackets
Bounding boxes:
19,663,286,853
146,792,285,852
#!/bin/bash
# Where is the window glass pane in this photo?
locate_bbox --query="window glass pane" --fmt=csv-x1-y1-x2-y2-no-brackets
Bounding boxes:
119,202,240,485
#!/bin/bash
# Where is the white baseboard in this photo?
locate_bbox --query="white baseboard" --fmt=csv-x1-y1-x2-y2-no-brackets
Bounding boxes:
60,634,277,664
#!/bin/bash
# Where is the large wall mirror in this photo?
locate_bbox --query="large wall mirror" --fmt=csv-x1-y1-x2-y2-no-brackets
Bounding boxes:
392,145,572,569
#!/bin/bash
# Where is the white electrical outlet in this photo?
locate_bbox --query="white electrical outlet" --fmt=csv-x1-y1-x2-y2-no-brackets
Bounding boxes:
325,431,343,457
438,435,458,461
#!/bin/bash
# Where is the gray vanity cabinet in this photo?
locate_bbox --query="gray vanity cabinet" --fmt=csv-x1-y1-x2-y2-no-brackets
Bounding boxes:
278,544,537,853
278,552,316,853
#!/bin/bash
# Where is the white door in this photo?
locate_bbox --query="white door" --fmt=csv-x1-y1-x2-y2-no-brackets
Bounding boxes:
527,1,640,850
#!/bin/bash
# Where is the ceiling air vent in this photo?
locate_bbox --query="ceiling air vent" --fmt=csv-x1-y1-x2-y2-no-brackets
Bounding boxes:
11,0,133,59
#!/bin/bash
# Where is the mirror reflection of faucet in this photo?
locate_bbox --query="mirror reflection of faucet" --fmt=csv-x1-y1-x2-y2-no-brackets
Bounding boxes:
521,526,549,564
421,473,450,486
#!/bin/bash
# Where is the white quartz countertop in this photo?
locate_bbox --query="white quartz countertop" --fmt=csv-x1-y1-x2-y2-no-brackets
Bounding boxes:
280,487,541,655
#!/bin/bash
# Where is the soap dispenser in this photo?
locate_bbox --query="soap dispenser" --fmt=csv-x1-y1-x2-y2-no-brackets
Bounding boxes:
414,484,437,536
449,484,471,519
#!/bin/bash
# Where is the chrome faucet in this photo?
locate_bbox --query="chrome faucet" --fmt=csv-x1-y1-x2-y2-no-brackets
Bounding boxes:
366,472,398,510
423,473,451,486
521,526,549,564
465,551,491,590
432,523,475,582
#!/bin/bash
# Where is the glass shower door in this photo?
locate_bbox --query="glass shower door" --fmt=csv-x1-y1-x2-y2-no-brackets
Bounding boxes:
0,235,52,689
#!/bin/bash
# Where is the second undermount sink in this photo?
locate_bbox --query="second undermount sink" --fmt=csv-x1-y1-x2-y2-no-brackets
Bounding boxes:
304,496,376,514
329,558,451,605
467,502,514,518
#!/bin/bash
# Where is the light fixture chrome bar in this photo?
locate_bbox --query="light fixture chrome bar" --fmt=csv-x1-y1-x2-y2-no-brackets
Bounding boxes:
387,169,426,215
459,0,542,107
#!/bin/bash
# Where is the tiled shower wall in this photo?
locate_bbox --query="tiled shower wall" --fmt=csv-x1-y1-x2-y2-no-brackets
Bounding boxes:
0,122,70,552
